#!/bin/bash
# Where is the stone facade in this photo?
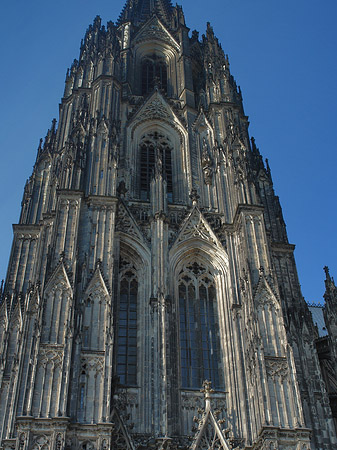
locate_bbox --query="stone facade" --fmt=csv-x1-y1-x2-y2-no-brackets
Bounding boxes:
0,1,336,449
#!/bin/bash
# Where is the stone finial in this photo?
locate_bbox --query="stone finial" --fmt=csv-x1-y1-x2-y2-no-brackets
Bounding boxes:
201,380,214,411
189,189,200,206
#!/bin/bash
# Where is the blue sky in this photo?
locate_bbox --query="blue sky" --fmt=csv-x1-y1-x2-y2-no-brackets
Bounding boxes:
0,0,336,303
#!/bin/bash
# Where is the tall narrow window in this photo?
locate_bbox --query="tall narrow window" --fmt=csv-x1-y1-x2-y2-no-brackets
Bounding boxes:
179,262,221,388
140,132,173,202
142,56,167,95
117,261,138,386
140,141,155,201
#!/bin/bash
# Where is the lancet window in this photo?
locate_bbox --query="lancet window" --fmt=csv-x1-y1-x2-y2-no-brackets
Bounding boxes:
178,261,221,388
141,56,167,94
117,259,138,386
140,132,173,202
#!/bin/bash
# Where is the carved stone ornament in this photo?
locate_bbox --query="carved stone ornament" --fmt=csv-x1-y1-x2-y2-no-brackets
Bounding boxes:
201,138,214,185
56,434,64,450
32,435,50,450
174,208,221,248
141,99,170,120
265,357,289,380
19,433,26,450
116,202,148,243
81,354,104,374
133,17,179,50
189,382,238,450
38,347,64,369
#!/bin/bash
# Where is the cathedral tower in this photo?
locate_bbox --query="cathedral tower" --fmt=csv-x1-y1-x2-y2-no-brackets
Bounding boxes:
0,1,336,449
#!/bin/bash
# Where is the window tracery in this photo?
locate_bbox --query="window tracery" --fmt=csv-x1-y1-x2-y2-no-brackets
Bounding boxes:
178,261,221,389
140,132,173,202
117,258,138,386
141,55,167,95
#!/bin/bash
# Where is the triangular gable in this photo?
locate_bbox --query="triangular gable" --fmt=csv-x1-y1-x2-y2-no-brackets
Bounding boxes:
44,262,72,296
84,264,111,299
26,284,42,314
191,410,231,450
254,271,279,309
172,206,223,249
0,300,8,330
9,295,23,329
116,201,149,245
97,116,109,135
129,90,186,137
191,381,232,450
133,15,180,51
111,408,135,450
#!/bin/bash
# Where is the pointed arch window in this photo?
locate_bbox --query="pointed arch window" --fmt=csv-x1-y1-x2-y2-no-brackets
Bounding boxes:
117,260,138,386
179,262,221,388
142,56,167,95
140,132,173,202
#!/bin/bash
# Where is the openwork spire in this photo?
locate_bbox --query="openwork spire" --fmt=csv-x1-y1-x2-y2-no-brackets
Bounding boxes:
117,0,174,27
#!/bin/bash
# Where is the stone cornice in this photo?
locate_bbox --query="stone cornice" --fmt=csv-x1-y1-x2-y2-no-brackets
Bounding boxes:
56,189,84,199
86,195,118,207
271,241,296,253
12,224,42,238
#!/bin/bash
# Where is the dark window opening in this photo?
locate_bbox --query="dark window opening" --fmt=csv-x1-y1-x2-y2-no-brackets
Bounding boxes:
117,268,138,386
179,262,221,389
142,57,168,95
140,133,173,202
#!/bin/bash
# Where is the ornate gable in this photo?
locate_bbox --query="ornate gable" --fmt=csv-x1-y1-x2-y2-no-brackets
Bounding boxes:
9,296,23,329
253,269,279,309
116,201,149,245
84,262,111,299
171,206,223,249
97,116,109,135
191,382,233,450
26,285,42,315
129,90,186,137
111,408,135,450
44,261,72,296
0,300,8,330
133,15,180,51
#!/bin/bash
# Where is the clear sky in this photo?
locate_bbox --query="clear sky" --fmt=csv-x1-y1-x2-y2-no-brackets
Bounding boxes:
0,0,336,303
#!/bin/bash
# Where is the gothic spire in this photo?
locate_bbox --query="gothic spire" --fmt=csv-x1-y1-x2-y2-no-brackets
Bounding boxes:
117,0,174,27
324,266,337,306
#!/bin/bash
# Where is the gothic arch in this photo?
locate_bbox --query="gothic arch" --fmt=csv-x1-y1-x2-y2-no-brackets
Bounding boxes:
169,242,233,436
115,240,150,389
254,275,286,358
126,116,190,203
132,16,180,96
170,241,231,389
82,268,110,351
41,263,72,345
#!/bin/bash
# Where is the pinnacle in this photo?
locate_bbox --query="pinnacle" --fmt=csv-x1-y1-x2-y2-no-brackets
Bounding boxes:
117,0,174,27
